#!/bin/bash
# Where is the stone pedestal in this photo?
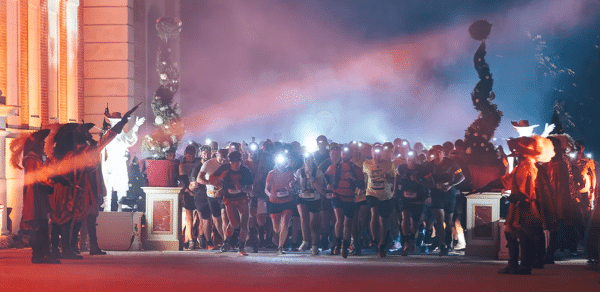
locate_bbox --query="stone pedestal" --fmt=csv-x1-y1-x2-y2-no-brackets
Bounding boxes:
0,130,11,235
465,192,502,257
142,187,181,251
96,211,144,251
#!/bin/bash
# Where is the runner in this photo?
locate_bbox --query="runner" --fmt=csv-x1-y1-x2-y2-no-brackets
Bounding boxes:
395,150,429,256
197,149,230,249
423,145,465,256
326,145,365,258
211,151,254,256
363,143,396,257
265,151,296,254
294,153,323,255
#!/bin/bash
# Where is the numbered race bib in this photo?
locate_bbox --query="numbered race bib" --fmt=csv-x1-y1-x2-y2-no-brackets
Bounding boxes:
299,192,315,199
276,189,289,198
207,185,215,197
404,191,417,199
372,180,385,190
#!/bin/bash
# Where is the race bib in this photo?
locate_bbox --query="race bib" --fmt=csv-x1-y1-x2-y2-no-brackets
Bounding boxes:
372,180,385,189
299,192,315,199
276,189,289,198
207,185,215,197
404,191,417,199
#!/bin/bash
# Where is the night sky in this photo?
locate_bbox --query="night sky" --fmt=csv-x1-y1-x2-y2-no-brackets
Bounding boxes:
177,0,600,154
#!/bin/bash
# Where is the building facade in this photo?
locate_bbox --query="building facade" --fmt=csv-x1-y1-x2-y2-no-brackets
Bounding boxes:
0,0,179,235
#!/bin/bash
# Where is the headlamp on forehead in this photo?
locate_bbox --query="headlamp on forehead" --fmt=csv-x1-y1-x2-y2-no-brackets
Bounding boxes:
249,142,258,152
402,141,408,146
384,146,389,150
408,151,415,157
374,148,381,154
205,138,211,145
587,153,593,159
352,141,357,145
358,142,362,147
276,154,287,165
569,153,577,159
343,147,349,152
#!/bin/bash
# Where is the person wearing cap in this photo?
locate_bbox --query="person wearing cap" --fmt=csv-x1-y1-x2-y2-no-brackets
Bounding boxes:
293,153,324,255
198,149,230,248
314,135,330,167
422,144,464,256
363,143,396,257
349,142,368,255
10,129,57,263
211,151,254,255
395,149,429,256
179,145,202,250
497,136,551,275
325,145,365,258
265,151,296,254
250,140,275,251
318,142,340,251
101,107,145,212
190,145,214,249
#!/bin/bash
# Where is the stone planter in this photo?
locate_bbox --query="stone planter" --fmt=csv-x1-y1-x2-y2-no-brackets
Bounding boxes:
145,159,179,187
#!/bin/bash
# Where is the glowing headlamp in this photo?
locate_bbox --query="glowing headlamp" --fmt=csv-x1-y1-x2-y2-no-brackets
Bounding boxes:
249,143,258,152
343,147,349,152
384,146,389,150
205,138,211,145
402,141,407,146
358,142,362,147
408,151,415,156
276,154,287,165
304,152,311,158
569,153,577,159
587,153,593,159
374,149,381,153
284,149,289,153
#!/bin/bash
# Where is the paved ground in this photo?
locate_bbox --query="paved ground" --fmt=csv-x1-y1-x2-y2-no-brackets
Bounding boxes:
1,248,599,292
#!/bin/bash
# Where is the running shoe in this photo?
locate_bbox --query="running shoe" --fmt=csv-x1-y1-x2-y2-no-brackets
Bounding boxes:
311,245,320,256
278,246,286,255
299,241,310,251
238,248,248,256
220,242,230,252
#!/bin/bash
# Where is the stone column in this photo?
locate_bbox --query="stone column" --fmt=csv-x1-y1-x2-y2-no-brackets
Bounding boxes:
82,0,134,128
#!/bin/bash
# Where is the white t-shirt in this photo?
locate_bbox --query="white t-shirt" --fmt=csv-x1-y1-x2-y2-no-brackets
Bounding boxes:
199,158,223,198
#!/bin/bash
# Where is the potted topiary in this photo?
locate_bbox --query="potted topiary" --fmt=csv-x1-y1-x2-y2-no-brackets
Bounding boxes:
141,17,184,187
